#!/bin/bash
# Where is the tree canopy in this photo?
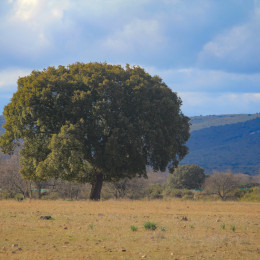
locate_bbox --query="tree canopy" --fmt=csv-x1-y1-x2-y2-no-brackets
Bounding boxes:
167,164,205,189
0,62,190,200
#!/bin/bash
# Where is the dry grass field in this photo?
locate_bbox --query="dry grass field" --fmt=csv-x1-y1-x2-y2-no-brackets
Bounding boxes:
0,199,260,259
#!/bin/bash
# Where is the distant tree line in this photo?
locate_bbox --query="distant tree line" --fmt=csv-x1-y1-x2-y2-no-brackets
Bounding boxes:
1,153,259,201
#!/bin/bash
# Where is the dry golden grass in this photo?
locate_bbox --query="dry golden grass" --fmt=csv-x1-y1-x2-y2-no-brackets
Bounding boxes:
0,199,260,259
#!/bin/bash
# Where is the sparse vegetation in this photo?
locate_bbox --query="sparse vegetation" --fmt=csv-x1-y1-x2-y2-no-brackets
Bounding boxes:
0,200,259,259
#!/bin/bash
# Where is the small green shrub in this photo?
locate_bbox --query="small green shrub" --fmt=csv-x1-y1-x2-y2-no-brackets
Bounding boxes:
231,225,236,232
14,194,24,201
240,187,260,202
144,222,157,230
43,192,60,200
160,226,166,231
233,188,246,199
145,185,164,199
89,223,94,230
166,189,183,198
0,190,12,199
182,190,195,200
131,225,138,231
182,194,194,200
221,223,225,230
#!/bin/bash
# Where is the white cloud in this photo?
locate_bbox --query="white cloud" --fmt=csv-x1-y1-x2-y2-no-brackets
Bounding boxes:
12,0,40,21
179,92,260,116
103,18,165,53
198,3,260,72
0,0,71,55
11,0,68,23
145,67,260,93
0,68,31,90
9,0,69,33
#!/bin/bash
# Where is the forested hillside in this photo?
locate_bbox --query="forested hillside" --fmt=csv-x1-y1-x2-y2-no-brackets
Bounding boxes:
190,113,260,131
182,118,260,175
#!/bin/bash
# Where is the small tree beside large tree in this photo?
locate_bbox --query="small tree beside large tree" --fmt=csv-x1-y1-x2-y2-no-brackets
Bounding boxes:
167,164,206,189
0,63,190,200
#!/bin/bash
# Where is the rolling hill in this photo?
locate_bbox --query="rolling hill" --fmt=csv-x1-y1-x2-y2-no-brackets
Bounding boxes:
182,117,260,175
190,113,260,131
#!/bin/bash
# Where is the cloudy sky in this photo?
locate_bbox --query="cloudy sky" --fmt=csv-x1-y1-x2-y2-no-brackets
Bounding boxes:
0,0,259,116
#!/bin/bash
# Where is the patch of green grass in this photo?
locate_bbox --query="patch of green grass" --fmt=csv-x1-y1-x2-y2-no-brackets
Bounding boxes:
160,226,166,231
221,223,225,230
89,223,94,230
130,225,138,231
144,222,157,230
231,225,236,232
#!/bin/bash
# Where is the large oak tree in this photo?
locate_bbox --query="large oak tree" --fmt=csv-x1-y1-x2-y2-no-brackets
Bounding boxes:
0,63,190,200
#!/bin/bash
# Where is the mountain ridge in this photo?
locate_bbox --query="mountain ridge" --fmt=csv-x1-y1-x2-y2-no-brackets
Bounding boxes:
190,113,260,131
182,118,260,175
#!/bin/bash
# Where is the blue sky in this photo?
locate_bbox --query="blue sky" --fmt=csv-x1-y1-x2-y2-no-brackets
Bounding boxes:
0,0,259,116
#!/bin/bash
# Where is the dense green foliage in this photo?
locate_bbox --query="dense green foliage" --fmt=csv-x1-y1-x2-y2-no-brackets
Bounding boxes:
167,164,205,189
182,118,260,175
0,63,190,199
1,113,259,176
190,113,260,131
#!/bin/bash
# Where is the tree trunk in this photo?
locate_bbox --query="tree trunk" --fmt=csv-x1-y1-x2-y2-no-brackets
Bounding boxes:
29,182,33,199
90,172,103,200
36,182,42,199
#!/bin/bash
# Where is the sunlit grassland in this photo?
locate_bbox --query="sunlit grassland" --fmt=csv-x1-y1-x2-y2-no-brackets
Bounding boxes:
0,200,260,259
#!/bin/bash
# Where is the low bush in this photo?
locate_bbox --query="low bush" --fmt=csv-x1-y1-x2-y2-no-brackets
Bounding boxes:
233,188,246,199
145,184,164,199
166,189,183,198
43,192,60,200
0,190,12,199
144,222,157,230
240,187,260,202
14,194,24,201
131,225,138,231
165,189,195,199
